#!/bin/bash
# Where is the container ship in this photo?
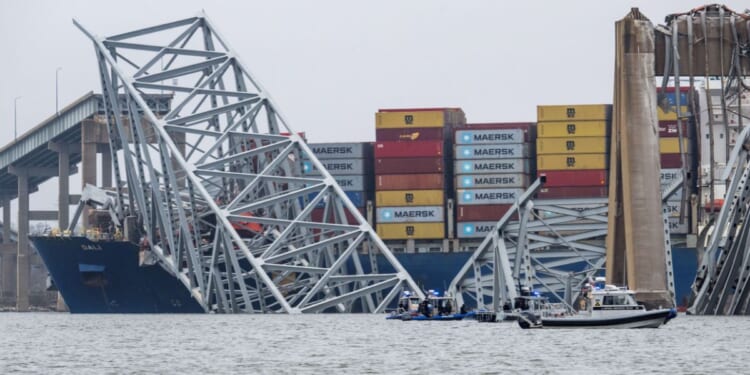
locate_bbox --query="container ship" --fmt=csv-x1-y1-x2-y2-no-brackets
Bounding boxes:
33,85,716,313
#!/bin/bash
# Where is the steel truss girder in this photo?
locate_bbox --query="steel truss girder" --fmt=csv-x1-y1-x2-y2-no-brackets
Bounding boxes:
447,179,609,312
74,13,422,313
690,125,750,314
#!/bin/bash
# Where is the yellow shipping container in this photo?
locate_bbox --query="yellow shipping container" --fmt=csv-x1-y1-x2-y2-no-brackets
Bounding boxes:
657,106,689,121
536,137,608,154
375,109,464,129
377,222,445,240
537,104,611,122
375,190,445,206
537,154,608,170
537,121,609,138
659,138,691,154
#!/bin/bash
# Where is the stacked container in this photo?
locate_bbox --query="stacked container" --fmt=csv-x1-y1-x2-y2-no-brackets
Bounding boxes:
374,108,465,240
303,142,373,224
453,123,535,239
657,87,695,235
535,105,612,199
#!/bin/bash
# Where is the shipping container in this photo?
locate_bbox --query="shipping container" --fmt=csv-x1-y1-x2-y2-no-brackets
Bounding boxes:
537,104,612,122
660,169,683,185
455,173,529,189
376,157,444,174
657,106,689,121
303,158,369,176
375,108,465,129
308,191,367,208
457,188,524,205
657,86,691,107
536,137,608,154
454,128,527,145
376,173,445,190
374,140,443,158
376,206,444,223
537,154,608,170
658,121,690,138
377,222,445,240
667,216,690,234
659,138,691,154
661,153,692,168
331,175,367,192
536,186,609,199
311,207,365,225
375,127,448,142
375,189,445,206
537,121,609,138
454,144,530,159
537,170,608,187
457,221,499,239
456,204,516,221
304,142,371,159
460,122,537,142
664,199,689,218
455,159,530,174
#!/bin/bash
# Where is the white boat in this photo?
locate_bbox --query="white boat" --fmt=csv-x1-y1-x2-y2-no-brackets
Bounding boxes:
518,278,677,329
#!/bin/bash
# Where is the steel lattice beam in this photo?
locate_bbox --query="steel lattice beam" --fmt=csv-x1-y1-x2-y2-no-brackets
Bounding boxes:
74,13,422,313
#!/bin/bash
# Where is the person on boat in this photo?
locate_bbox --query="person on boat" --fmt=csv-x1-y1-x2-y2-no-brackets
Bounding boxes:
460,303,468,314
444,300,452,315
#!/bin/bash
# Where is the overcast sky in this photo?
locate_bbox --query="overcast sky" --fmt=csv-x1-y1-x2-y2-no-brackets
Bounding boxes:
1,0,748,218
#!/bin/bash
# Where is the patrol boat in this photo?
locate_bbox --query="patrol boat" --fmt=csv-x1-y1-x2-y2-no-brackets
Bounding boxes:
386,290,474,321
518,278,677,329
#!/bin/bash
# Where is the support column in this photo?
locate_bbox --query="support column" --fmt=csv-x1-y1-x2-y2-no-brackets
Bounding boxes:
15,172,29,312
49,142,72,231
99,144,112,188
0,199,15,301
81,120,101,229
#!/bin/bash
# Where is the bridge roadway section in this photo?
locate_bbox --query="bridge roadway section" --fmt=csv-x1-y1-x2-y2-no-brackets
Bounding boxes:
0,92,170,311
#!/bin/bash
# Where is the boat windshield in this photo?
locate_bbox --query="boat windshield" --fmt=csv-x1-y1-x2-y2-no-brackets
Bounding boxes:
602,294,632,306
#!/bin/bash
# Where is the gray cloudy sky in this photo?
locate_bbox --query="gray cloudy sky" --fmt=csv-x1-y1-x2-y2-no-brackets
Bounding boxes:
0,0,747,217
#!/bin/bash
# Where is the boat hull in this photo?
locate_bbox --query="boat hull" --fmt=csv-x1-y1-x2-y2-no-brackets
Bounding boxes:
537,309,676,329
30,236,203,313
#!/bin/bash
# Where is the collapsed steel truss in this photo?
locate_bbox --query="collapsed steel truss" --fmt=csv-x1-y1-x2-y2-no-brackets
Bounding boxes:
447,179,609,311
74,13,422,313
449,179,680,312
690,125,750,314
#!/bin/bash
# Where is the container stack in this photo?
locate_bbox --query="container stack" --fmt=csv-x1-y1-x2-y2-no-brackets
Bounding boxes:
535,105,611,199
303,142,373,224
453,123,535,239
657,87,695,235
374,108,465,240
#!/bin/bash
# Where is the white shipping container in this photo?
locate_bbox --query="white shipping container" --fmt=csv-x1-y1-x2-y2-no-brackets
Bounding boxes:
455,173,529,189
455,129,526,145
455,144,530,159
457,188,524,205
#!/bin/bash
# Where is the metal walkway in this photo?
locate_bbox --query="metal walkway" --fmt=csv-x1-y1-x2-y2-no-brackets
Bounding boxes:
75,13,422,313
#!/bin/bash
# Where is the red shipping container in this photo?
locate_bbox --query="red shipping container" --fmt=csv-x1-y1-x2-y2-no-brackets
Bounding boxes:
375,141,444,158
376,127,448,142
658,121,689,138
376,174,445,190
311,207,365,225
661,153,693,168
375,157,444,174
458,122,536,142
456,204,517,221
537,170,608,187
536,186,608,199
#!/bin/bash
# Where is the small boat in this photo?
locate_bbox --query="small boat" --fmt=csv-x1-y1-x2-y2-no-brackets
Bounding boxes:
518,278,677,329
386,290,475,321
477,287,568,323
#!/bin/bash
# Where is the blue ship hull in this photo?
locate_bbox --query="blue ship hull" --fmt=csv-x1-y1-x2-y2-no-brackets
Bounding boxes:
31,236,699,313
30,236,203,313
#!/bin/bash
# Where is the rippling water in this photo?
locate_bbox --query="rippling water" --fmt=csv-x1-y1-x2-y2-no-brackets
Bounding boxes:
0,313,747,374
